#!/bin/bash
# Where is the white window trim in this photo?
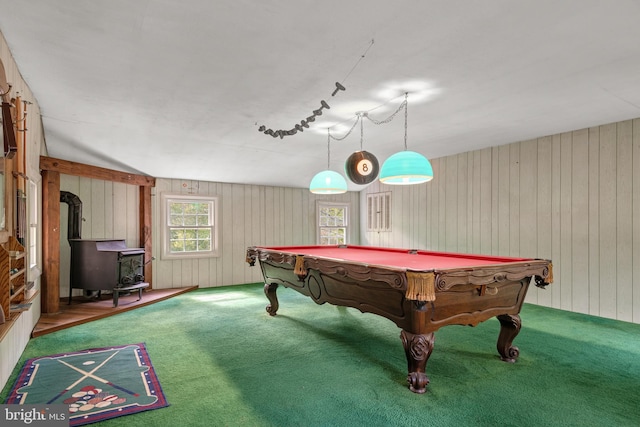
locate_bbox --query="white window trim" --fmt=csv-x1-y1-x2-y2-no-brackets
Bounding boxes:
28,179,41,276
316,201,349,245
161,192,219,260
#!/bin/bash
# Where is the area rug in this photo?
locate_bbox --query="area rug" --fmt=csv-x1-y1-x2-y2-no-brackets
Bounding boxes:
4,343,169,426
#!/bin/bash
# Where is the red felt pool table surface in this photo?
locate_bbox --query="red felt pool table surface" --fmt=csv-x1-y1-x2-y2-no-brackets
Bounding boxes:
264,245,533,270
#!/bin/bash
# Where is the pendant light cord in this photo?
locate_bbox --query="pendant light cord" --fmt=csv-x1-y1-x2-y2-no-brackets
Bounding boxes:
327,129,331,169
404,92,408,151
359,112,364,151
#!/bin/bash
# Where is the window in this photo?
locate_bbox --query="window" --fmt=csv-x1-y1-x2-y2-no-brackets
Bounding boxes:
28,180,39,270
367,191,391,232
161,193,219,259
317,202,348,245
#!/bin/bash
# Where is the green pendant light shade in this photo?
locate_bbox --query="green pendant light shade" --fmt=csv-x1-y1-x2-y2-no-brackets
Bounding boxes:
379,93,433,185
309,129,348,194
379,150,433,184
309,170,348,194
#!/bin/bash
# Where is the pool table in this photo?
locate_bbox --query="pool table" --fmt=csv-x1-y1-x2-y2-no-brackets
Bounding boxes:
246,245,553,394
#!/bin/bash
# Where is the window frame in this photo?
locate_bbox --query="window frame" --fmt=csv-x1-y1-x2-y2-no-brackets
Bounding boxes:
28,179,40,273
316,201,349,245
367,191,392,232
160,193,219,260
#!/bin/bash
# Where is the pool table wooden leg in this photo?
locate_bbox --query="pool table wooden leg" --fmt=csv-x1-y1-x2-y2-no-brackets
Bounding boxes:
400,330,435,394
264,283,279,316
496,313,521,363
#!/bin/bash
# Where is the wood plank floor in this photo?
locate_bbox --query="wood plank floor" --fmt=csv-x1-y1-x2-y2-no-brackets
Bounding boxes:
32,287,198,337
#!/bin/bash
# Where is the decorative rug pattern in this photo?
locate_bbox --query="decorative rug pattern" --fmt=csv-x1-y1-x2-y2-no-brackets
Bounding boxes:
5,343,169,426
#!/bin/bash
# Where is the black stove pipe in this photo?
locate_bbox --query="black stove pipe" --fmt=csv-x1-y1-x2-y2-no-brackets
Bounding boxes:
60,191,82,241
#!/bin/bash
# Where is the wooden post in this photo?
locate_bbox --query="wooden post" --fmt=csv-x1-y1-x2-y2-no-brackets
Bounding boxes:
139,186,153,288
41,169,60,313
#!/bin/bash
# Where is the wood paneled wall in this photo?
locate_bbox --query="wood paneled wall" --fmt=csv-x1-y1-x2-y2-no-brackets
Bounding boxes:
362,118,640,324
151,179,360,289
59,176,360,292
0,30,44,391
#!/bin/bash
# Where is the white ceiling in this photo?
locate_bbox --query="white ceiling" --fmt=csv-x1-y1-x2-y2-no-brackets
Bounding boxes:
1,1,640,191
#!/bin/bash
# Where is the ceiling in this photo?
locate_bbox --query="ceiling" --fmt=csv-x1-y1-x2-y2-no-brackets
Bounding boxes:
1,1,640,191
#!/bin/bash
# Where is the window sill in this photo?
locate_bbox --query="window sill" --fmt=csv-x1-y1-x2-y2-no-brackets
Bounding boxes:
0,290,39,341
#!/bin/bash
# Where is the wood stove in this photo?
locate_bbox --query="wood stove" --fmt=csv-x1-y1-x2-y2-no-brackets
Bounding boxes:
69,239,149,307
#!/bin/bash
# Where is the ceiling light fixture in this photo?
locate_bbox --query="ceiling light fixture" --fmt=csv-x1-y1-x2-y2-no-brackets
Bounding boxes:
344,112,379,185
309,130,348,194
379,93,433,185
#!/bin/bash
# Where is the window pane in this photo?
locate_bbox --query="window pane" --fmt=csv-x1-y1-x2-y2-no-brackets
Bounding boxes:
319,227,346,245
170,203,184,215
197,229,211,239
196,204,209,214
183,203,197,214
170,202,211,224
170,214,183,226
169,227,213,254
198,239,211,251
171,240,184,252
325,207,344,225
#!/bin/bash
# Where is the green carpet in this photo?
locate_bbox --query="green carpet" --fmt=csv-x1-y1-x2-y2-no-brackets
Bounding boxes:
2,284,639,426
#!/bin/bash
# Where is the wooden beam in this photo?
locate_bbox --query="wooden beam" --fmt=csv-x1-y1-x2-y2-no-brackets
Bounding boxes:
41,169,60,314
40,156,155,187
40,156,156,314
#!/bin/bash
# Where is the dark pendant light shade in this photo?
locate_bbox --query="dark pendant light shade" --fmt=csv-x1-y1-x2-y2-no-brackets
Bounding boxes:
345,150,379,185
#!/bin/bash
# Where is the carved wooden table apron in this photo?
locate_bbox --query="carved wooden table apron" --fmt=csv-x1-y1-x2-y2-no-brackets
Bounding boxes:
246,245,552,394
